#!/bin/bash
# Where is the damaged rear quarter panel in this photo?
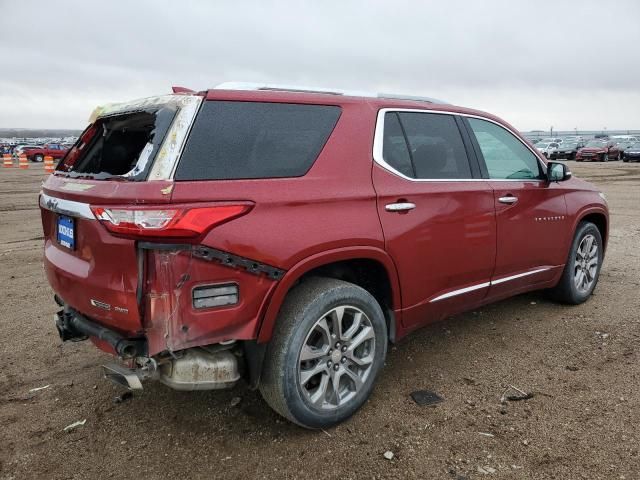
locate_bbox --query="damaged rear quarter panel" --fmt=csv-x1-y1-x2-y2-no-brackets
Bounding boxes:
143,248,278,355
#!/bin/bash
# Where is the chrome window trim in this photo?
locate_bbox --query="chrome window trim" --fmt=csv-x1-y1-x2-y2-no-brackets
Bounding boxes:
429,266,552,303
39,193,94,220
373,108,548,182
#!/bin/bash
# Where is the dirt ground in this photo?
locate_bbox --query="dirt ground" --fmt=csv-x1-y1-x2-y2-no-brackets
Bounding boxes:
0,160,639,480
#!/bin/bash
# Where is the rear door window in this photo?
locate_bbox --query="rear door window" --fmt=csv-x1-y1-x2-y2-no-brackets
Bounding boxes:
380,111,473,180
174,101,341,181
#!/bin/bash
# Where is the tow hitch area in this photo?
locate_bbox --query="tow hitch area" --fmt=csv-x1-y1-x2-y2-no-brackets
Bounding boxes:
55,308,147,359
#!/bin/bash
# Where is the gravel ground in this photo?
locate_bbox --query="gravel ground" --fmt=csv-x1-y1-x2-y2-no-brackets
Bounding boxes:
1,161,639,480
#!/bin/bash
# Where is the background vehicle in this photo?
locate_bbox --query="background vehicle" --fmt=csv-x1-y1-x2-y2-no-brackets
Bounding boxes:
13,144,40,158
535,141,560,158
550,141,582,160
622,142,640,162
576,140,620,162
22,143,69,162
40,84,608,428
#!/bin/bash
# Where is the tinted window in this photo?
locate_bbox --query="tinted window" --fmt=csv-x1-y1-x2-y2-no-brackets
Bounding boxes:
382,112,414,177
395,112,472,179
468,118,543,180
175,101,341,181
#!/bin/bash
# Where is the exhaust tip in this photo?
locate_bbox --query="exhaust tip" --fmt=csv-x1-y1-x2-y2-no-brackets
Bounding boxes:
102,363,144,391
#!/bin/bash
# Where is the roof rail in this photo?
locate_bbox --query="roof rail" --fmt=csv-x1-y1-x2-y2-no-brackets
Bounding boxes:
212,82,448,104
376,92,449,105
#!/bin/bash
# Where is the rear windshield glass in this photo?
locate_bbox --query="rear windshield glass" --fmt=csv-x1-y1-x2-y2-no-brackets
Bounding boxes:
174,101,341,181
58,106,177,180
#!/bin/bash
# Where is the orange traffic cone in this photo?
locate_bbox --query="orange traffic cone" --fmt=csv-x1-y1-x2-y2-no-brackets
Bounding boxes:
44,155,55,174
2,154,12,168
18,154,28,169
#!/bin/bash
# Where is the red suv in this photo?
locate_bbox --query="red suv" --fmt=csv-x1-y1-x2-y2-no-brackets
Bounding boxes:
40,83,608,428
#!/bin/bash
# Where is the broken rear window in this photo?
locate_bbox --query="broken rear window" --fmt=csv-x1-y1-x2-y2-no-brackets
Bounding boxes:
58,105,177,180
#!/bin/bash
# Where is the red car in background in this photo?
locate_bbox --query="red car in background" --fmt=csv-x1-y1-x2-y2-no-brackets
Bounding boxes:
39,84,609,428
575,140,621,162
20,143,69,162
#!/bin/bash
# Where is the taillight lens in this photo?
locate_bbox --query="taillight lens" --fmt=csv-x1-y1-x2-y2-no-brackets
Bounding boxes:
90,204,250,239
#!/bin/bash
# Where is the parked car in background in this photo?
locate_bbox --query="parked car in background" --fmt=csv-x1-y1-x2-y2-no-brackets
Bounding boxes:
576,140,621,162
13,145,40,158
535,141,560,158
21,143,69,162
614,140,636,157
610,135,638,144
550,141,581,160
40,84,610,428
622,142,640,162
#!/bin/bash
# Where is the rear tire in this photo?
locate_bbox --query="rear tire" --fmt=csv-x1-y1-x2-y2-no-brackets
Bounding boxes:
549,222,603,304
259,277,387,429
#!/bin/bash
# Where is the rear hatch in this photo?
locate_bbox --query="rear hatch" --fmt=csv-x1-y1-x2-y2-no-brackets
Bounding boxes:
40,94,202,334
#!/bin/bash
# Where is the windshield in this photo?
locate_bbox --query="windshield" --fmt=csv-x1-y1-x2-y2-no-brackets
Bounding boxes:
585,140,605,147
537,143,550,148
629,142,640,149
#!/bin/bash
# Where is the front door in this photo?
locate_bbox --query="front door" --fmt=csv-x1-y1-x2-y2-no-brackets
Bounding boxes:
373,110,496,331
465,117,570,298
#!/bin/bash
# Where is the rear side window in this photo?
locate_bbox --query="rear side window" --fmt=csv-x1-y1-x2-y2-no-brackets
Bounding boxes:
58,107,177,180
380,111,472,180
175,102,341,180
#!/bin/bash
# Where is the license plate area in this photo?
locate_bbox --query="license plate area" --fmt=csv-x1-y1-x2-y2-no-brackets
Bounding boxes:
57,215,75,249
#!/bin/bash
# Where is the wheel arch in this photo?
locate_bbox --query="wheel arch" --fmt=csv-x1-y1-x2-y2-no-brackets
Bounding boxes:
256,247,402,345
576,208,608,253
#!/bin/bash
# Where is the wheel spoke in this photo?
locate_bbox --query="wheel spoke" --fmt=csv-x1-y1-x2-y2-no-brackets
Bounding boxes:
300,344,328,362
349,325,375,351
346,351,374,367
300,362,328,386
342,312,363,341
584,267,592,282
329,370,342,404
315,318,332,344
308,372,330,406
343,367,364,391
330,306,346,340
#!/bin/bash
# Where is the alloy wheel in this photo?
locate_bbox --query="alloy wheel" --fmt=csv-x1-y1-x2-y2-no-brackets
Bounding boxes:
574,234,598,293
297,305,375,410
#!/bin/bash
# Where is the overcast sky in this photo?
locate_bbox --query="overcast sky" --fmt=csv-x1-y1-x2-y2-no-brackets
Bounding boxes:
1,0,639,131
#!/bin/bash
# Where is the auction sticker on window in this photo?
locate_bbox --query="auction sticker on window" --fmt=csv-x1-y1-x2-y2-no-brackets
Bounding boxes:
57,215,75,249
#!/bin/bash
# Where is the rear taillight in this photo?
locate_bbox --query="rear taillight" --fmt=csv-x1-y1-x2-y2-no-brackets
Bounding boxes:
90,204,250,239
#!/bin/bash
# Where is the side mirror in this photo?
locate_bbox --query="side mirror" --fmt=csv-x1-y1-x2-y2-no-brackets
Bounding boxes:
547,161,571,182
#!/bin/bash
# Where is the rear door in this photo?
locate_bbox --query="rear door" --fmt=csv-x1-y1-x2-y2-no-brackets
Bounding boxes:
372,109,496,330
464,117,570,299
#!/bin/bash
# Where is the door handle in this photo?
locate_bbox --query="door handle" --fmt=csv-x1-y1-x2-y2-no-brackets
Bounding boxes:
498,195,518,204
385,202,416,212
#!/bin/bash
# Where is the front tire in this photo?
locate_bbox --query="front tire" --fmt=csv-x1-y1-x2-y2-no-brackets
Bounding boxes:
33,154,44,163
549,222,603,304
260,277,387,429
